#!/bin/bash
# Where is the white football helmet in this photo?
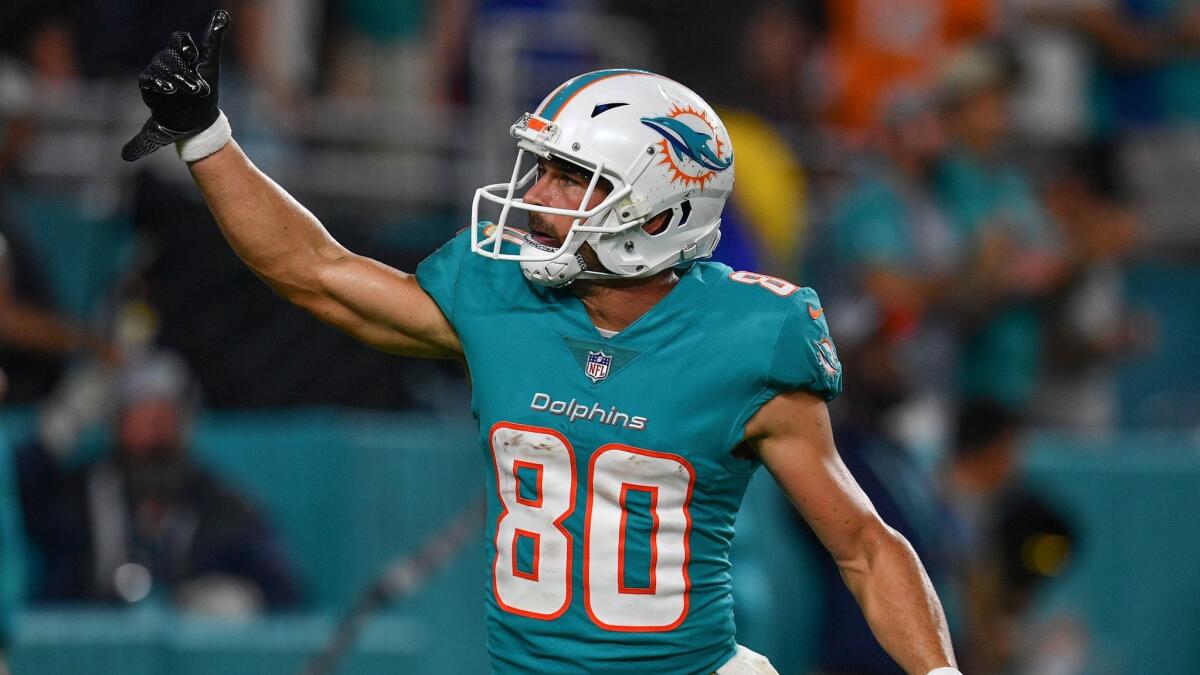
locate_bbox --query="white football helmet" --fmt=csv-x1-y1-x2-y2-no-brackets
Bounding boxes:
471,69,735,286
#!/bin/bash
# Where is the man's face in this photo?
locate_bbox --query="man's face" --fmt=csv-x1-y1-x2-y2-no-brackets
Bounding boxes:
117,398,184,459
952,86,1010,155
890,109,945,165
522,156,612,270
977,430,1019,491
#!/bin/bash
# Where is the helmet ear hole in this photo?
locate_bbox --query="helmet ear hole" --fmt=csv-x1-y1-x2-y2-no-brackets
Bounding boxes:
641,209,672,237
641,200,691,237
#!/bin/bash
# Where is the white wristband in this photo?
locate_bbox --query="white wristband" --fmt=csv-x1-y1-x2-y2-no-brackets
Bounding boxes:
926,668,963,675
175,110,231,162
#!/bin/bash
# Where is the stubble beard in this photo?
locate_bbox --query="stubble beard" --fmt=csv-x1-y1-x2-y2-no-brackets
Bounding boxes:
528,211,606,273
525,213,674,296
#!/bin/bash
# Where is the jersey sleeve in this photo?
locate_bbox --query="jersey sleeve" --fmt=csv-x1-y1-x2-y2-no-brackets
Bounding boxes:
766,287,843,401
414,228,472,327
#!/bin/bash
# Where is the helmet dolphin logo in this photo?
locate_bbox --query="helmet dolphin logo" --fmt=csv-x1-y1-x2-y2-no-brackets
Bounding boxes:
640,116,732,173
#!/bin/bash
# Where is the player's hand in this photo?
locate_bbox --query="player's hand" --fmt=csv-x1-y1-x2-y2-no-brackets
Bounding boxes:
121,9,229,162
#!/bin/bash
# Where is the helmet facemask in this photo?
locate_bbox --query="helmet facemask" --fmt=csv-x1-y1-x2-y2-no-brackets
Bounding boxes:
471,115,658,287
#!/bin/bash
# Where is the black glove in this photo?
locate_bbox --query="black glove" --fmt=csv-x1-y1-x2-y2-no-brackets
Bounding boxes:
121,9,230,162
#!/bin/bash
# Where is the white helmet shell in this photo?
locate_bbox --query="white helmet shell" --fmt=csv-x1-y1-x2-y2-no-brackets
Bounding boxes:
470,69,735,287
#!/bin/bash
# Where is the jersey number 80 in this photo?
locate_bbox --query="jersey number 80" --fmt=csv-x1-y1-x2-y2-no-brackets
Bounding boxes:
489,423,696,632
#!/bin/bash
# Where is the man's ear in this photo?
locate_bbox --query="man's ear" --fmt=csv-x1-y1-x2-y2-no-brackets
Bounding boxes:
641,211,671,236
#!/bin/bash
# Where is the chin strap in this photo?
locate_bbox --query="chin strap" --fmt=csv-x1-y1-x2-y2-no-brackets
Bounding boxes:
519,235,589,287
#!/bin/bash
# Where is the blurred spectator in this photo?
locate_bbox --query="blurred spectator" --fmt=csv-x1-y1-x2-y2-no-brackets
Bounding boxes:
0,4,79,88
424,0,473,106
934,42,1070,411
1015,0,1200,252
606,1,809,112
1006,0,1104,145
820,0,997,137
941,401,1022,581
705,2,825,275
731,1,825,124
1008,0,1200,257
0,231,118,402
940,399,1022,671
828,89,964,453
15,351,300,614
1021,0,1200,132
1036,151,1150,429
322,0,432,100
940,400,1077,673
322,0,481,105
0,7,38,229
0,5,123,401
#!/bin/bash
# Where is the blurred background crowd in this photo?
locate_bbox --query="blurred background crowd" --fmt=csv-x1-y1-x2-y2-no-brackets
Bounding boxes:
1,1,1199,674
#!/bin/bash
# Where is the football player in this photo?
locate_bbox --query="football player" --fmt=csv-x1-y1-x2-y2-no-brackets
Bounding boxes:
123,11,960,675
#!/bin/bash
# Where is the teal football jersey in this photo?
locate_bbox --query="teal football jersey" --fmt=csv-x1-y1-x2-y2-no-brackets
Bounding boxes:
416,228,842,674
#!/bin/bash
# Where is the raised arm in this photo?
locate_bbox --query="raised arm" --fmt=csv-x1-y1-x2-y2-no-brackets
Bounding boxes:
187,142,461,359
122,10,460,360
744,390,957,675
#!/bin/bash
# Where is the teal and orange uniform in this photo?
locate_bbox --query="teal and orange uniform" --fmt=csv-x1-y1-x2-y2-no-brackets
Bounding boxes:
417,228,842,674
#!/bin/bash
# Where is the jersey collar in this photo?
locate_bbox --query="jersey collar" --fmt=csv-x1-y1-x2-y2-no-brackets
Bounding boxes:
543,263,719,352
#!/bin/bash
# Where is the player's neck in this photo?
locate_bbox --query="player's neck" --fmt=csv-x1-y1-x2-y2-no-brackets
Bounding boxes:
572,269,679,333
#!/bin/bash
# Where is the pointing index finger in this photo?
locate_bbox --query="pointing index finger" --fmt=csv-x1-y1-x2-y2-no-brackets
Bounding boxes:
199,9,230,65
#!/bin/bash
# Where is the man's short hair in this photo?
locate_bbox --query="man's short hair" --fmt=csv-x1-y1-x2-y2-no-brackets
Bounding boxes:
954,399,1021,457
117,349,200,414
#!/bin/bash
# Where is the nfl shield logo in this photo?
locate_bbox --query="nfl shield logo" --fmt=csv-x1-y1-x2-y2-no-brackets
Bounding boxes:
585,350,613,383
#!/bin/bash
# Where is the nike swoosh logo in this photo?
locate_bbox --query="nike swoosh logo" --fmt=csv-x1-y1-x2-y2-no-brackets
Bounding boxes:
808,304,824,320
